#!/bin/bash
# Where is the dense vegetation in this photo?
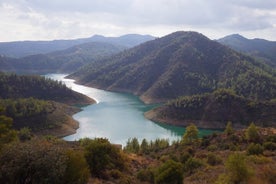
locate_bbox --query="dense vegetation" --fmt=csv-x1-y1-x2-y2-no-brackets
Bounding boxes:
0,72,92,105
0,42,125,74
0,72,93,136
70,31,276,104
1,118,275,183
0,98,79,135
146,89,276,128
218,34,276,67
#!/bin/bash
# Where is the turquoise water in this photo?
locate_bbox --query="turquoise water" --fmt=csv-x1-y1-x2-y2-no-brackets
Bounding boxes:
47,74,217,146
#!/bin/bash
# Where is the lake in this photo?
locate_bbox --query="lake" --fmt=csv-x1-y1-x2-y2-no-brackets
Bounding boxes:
46,74,216,146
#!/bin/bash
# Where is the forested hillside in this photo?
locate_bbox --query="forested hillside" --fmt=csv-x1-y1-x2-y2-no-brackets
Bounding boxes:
70,31,276,104
0,42,125,74
146,89,276,129
0,72,93,105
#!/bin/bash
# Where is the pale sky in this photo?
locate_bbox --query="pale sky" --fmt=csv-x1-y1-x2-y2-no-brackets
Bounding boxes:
0,0,275,42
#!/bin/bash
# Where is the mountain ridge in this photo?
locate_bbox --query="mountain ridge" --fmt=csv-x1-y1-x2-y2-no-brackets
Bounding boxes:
70,31,276,104
218,34,276,67
0,34,155,58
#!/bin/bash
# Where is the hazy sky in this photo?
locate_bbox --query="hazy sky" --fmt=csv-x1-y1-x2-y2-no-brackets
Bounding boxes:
0,0,275,41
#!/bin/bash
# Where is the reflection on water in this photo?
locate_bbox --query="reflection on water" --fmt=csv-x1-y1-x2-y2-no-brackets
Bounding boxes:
46,74,217,146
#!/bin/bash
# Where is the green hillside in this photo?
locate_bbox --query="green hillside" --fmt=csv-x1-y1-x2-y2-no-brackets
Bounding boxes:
0,72,93,105
145,89,276,129
0,42,125,74
71,31,276,103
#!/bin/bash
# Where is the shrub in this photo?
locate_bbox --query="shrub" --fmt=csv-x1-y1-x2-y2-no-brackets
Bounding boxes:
137,168,154,183
247,143,264,155
182,124,199,144
63,150,90,184
81,138,127,178
207,153,222,166
263,141,276,151
245,123,260,143
207,145,218,151
225,153,252,183
0,139,68,184
155,159,183,184
183,157,204,175
18,127,32,141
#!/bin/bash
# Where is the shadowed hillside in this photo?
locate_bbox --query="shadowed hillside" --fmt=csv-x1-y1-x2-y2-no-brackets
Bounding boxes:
218,34,276,67
70,31,276,103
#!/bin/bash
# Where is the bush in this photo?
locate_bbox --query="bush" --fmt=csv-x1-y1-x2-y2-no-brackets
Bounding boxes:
247,143,264,155
207,145,218,151
225,153,252,183
137,168,154,183
245,123,260,143
207,153,222,166
81,138,127,178
183,157,204,175
0,139,68,184
155,159,183,184
263,141,276,151
63,150,90,184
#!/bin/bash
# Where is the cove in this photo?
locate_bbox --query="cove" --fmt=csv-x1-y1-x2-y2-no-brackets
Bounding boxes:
46,74,215,146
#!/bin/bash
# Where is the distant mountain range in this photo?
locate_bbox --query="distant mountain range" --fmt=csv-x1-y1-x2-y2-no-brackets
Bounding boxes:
0,34,155,73
218,34,276,67
0,34,155,58
70,31,276,104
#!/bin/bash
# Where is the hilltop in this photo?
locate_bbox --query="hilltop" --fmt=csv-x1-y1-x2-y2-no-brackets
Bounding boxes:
70,31,276,104
218,34,276,67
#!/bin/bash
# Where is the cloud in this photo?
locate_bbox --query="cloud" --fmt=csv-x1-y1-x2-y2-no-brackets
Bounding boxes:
0,0,275,41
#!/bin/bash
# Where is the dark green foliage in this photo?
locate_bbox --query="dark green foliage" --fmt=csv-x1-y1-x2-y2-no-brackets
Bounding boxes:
0,139,67,184
0,98,77,132
150,89,276,128
124,138,140,153
0,115,18,148
154,159,183,184
247,143,264,155
183,157,204,175
0,73,91,105
137,168,154,183
71,31,276,104
18,127,32,141
140,138,150,154
263,141,276,151
81,138,127,178
124,138,170,154
207,153,223,166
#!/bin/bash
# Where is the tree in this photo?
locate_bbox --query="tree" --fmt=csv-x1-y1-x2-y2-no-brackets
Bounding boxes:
81,138,127,178
224,121,234,135
245,122,260,142
0,115,17,148
140,138,149,154
225,153,252,183
155,159,183,184
182,124,199,144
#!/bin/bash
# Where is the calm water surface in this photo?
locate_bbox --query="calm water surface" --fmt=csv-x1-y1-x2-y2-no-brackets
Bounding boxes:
47,74,215,146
